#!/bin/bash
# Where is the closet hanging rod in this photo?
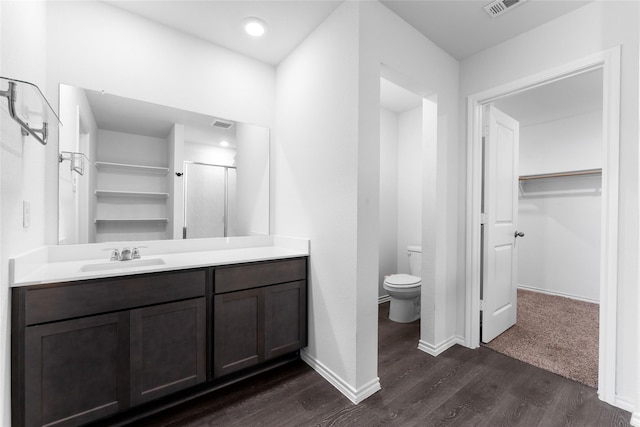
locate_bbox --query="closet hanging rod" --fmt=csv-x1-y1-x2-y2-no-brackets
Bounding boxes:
519,168,602,181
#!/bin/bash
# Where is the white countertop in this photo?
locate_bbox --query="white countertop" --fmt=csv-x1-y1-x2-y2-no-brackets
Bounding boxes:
10,236,309,287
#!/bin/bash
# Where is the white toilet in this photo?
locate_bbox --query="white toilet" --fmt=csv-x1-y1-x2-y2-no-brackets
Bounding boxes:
383,245,422,323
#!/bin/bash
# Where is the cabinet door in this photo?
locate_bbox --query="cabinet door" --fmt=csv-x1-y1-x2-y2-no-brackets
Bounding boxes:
213,288,264,378
24,312,128,427
264,281,307,360
130,298,206,405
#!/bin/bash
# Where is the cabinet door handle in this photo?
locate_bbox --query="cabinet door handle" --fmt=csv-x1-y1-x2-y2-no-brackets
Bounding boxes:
515,231,525,238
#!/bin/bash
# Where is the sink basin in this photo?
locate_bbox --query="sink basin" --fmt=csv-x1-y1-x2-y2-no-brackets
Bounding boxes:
80,258,166,273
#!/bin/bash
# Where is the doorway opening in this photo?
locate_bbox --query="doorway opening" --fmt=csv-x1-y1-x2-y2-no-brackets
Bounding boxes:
377,65,439,360
480,68,603,388
465,47,621,404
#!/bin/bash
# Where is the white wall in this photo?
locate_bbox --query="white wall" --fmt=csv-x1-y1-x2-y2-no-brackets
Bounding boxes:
275,0,362,397
517,111,602,302
0,2,49,425
460,0,638,408
275,0,459,401
236,123,270,236
396,105,422,274
97,129,168,168
378,107,398,297
183,141,236,166
519,111,603,176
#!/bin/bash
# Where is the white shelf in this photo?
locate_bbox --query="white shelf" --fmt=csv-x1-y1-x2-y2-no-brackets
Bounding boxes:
95,218,169,224
95,190,169,199
519,168,602,181
95,161,169,175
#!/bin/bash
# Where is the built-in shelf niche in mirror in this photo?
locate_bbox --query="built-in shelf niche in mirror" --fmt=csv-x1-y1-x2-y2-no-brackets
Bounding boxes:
58,84,269,244
1,76,61,145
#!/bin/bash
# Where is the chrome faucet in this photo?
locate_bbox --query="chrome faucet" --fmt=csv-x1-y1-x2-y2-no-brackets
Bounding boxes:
106,246,143,261
120,247,133,261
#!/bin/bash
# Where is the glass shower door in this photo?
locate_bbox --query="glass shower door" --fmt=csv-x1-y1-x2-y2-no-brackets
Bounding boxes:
184,163,227,238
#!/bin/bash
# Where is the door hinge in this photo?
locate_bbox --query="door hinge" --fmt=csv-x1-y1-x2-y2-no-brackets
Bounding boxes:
480,213,488,224
480,300,486,311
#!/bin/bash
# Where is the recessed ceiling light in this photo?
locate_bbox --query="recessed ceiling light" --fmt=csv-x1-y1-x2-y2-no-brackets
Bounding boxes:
220,140,229,147
243,17,266,37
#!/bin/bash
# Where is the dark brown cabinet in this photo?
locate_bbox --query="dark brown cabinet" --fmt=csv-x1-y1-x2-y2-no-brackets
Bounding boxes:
24,312,129,427
264,281,306,360
213,258,307,378
130,298,206,405
13,269,207,427
12,257,307,427
214,288,264,377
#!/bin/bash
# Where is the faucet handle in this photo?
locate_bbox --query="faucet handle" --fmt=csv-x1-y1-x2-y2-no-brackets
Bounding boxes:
132,247,142,259
103,248,120,261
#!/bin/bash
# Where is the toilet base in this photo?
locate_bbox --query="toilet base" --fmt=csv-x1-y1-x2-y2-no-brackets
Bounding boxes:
388,296,420,323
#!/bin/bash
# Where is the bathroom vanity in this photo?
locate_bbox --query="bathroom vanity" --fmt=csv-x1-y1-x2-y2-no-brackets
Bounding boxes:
10,238,308,427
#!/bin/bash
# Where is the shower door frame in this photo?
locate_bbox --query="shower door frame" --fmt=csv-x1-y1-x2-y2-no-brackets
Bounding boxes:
182,160,237,239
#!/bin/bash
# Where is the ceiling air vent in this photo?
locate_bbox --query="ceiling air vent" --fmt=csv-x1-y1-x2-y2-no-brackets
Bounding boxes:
211,119,233,129
484,0,527,17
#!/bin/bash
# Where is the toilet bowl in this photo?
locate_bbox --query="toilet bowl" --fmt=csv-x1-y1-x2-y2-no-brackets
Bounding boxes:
383,246,421,323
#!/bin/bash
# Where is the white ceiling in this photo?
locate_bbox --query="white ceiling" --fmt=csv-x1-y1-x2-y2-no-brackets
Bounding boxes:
104,1,342,65
493,68,603,127
85,88,236,146
380,0,592,60
104,0,593,64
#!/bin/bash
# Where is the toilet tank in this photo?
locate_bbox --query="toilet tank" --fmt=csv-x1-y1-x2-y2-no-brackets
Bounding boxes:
407,245,422,276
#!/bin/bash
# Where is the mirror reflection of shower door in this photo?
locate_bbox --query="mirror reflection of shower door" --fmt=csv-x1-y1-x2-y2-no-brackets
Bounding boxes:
227,168,237,236
184,162,236,239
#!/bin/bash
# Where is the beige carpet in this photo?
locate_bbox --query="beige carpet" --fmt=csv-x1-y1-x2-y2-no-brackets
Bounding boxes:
484,289,599,388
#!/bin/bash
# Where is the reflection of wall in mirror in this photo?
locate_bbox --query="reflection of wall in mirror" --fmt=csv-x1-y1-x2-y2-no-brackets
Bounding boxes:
236,123,269,236
58,84,98,245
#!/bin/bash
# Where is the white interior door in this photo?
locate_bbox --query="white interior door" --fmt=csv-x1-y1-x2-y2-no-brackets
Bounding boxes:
481,105,520,343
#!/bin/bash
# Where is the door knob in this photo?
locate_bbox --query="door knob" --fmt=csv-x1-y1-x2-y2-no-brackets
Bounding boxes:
515,231,525,238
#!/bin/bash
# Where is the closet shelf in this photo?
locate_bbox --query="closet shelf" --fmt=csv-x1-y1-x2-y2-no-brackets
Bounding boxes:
519,168,602,181
95,190,169,199
95,218,169,224
0,76,61,146
95,161,169,174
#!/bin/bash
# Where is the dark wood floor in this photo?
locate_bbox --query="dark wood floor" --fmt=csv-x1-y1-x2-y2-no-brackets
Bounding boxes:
131,303,631,427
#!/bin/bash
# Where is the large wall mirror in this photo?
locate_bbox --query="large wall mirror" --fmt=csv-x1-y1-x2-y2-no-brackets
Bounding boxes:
58,84,269,244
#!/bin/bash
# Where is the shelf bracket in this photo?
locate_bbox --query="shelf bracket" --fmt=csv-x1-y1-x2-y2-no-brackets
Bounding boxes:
0,81,49,145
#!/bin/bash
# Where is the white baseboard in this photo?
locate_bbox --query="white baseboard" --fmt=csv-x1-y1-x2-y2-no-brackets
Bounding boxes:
611,394,636,414
517,284,599,304
630,412,640,427
300,349,381,404
417,335,465,357
378,294,391,304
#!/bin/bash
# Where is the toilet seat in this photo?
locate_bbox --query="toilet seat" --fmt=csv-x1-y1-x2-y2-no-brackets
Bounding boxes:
384,273,421,289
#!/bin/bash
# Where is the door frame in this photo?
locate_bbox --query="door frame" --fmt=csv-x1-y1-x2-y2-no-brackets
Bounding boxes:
464,46,621,405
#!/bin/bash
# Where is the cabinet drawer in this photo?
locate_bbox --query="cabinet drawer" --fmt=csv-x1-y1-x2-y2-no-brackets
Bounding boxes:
25,269,206,326
214,258,306,294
